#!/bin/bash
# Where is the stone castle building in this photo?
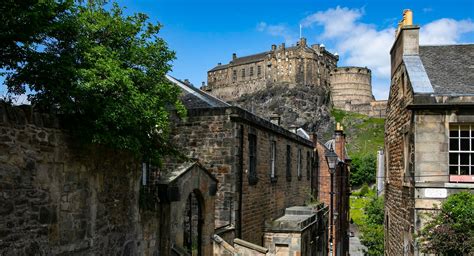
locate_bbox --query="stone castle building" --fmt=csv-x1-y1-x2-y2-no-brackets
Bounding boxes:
203,38,387,118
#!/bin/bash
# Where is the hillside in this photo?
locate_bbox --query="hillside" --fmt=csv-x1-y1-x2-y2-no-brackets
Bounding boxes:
329,109,385,158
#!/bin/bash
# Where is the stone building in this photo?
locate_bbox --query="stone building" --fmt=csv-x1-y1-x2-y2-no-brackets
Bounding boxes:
384,10,474,255
168,75,320,247
330,67,387,117
203,38,338,102
0,103,219,256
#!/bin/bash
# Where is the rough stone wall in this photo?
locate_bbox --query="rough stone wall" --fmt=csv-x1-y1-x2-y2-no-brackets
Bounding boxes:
0,104,159,255
171,108,238,229
171,107,315,246
384,61,415,256
239,123,313,245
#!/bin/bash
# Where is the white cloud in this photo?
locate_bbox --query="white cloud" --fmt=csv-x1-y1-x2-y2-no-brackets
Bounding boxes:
256,22,297,45
299,6,474,99
420,18,474,44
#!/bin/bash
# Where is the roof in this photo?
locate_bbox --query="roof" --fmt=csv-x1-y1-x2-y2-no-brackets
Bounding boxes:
166,75,230,109
418,44,474,95
158,161,218,184
208,44,338,72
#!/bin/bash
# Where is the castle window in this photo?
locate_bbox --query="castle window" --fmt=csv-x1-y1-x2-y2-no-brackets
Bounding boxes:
257,65,261,76
286,145,292,181
232,70,237,82
248,133,258,185
241,68,245,78
449,124,474,182
250,67,254,76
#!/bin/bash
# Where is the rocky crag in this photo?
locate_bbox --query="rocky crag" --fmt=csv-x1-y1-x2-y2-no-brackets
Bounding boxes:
230,82,335,138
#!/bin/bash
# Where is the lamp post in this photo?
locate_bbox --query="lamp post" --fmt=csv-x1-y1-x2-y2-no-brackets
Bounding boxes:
325,147,338,256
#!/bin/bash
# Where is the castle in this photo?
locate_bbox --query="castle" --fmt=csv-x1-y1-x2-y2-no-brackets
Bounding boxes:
203,37,387,118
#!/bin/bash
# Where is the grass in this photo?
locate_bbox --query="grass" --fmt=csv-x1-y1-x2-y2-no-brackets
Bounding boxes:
331,108,385,158
350,189,376,226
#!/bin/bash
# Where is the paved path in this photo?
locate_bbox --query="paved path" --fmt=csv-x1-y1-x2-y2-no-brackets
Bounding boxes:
349,223,367,256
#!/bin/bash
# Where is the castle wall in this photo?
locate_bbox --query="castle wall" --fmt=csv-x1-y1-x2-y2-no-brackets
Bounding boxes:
330,67,373,109
205,39,338,102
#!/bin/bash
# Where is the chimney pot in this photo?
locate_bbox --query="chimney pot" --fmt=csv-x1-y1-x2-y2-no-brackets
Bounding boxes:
232,53,237,60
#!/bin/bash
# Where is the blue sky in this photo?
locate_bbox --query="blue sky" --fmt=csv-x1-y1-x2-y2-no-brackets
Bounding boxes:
114,0,473,100
2,0,473,102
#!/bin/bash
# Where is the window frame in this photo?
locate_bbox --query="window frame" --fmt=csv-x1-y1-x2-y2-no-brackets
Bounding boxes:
248,133,258,185
270,140,277,182
449,124,474,182
286,145,292,182
297,148,302,180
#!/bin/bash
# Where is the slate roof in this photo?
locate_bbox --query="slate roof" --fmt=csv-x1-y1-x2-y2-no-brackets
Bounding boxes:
419,44,474,95
166,75,230,109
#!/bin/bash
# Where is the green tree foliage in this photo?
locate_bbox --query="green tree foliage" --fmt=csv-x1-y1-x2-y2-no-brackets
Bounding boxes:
360,194,384,256
350,154,376,187
419,192,474,255
1,0,185,164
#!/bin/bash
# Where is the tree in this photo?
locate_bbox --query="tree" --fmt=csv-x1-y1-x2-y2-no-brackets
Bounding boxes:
360,194,384,256
418,191,474,255
350,154,376,187
2,0,185,164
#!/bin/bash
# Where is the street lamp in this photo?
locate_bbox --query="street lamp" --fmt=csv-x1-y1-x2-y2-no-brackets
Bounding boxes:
325,148,338,256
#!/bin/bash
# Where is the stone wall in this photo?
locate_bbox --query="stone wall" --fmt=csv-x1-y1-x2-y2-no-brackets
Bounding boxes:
385,35,415,255
204,38,337,102
330,67,373,108
171,107,315,246
0,104,160,255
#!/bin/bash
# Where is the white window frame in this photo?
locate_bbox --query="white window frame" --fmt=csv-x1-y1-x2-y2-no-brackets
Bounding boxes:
449,124,474,182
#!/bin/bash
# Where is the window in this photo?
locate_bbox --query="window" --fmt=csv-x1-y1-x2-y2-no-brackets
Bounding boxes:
241,68,245,78
248,133,258,185
250,67,254,76
449,124,474,182
257,65,261,76
297,148,302,180
232,70,237,82
286,145,292,181
306,151,311,181
270,140,276,180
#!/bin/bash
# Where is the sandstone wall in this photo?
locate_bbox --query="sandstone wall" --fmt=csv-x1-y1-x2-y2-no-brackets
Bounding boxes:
0,104,160,255
171,107,315,246
384,62,415,256
330,67,373,110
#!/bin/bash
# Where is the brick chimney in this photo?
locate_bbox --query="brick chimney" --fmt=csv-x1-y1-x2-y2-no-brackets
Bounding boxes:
334,122,346,160
390,9,419,77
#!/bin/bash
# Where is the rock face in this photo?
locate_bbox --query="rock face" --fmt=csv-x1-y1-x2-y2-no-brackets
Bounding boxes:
230,82,334,138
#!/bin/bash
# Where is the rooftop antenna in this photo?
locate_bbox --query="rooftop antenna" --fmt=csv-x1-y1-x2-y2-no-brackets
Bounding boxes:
299,24,302,39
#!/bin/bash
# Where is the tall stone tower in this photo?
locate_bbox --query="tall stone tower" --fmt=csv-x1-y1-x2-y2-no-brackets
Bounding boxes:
330,67,373,111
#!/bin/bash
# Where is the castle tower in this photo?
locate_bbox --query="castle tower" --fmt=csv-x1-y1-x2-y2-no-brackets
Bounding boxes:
329,67,373,110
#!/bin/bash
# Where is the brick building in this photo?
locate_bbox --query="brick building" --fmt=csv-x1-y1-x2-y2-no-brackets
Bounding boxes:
384,10,474,255
167,76,322,250
317,127,351,256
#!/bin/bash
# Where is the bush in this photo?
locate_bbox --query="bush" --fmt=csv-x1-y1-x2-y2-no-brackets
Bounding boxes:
359,195,384,256
359,183,370,197
418,192,474,255
350,154,376,187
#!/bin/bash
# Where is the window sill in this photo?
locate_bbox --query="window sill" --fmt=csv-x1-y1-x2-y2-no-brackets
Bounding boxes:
449,175,474,183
